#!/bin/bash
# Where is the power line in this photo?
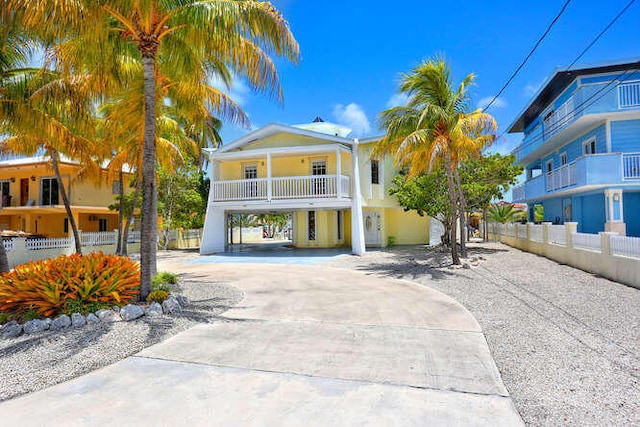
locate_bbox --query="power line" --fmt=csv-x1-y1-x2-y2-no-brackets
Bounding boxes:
510,66,640,157
483,0,572,112
565,0,637,70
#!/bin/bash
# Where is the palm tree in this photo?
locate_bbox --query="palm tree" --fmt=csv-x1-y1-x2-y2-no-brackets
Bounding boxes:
375,57,496,264
11,0,299,299
487,203,519,223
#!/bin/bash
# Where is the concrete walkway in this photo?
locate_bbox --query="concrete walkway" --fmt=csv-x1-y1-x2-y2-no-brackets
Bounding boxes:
0,260,523,426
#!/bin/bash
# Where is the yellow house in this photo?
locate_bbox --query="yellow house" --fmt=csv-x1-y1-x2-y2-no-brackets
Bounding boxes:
201,119,431,254
0,156,129,237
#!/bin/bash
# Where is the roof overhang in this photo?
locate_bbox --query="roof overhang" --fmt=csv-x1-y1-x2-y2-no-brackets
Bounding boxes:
216,123,355,156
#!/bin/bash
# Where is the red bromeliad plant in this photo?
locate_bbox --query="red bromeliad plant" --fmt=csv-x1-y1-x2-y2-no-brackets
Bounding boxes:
0,252,140,318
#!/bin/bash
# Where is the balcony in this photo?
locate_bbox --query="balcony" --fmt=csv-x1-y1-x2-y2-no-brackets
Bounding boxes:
513,81,640,165
209,174,351,203
512,153,637,202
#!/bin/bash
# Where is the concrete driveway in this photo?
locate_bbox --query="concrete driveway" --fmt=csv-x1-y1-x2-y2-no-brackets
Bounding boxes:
0,259,523,426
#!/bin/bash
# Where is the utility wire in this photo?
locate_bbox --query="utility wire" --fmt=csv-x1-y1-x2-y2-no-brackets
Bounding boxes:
483,0,572,112
498,0,638,143
565,0,637,70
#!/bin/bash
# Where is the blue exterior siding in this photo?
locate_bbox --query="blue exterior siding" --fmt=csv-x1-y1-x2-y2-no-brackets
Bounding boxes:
623,192,640,237
540,124,606,169
580,70,640,86
575,194,605,234
611,119,640,153
554,81,578,109
542,198,563,224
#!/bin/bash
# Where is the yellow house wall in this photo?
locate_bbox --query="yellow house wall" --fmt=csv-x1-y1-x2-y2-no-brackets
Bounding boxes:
292,209,348,248
385,208,430,245
0,162,130,208
357,141,401,209
218,153,350,181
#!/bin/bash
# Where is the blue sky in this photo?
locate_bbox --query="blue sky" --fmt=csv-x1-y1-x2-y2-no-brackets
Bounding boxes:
219,0,640,155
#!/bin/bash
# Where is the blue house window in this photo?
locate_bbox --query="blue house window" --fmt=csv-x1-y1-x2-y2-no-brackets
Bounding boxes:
583,137,596,155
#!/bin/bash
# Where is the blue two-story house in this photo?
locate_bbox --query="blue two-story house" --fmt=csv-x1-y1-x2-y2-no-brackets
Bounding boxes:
510,58,640,236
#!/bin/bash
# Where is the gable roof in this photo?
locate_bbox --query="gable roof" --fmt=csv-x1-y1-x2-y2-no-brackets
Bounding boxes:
507,57,640,133
215,123,355,155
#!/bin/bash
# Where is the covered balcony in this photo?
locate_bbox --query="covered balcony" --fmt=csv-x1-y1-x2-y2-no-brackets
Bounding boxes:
209,174,351,202
513,81,640,165
207,143,354,206
512,152,640,202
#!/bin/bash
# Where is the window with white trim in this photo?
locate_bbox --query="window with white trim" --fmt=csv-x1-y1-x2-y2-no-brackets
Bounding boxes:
545,159,554,174
40,177,59,206
308,211,316,241
583,137,596,155
371,159,380,184
560,152,568,166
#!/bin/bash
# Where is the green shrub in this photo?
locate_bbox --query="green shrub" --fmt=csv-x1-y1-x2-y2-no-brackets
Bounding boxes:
0,311,12,324
146,290,169,304
64,299,111,316
152,271,178,292
0,252,140,318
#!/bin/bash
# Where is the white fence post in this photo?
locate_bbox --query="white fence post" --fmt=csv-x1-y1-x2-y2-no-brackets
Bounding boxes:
565,222,577,249
542,222,551,244
600,232,614,256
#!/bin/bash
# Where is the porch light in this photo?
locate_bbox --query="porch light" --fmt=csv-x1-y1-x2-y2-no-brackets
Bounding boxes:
613,194,620,202
10,177,15,182
30,176,36,182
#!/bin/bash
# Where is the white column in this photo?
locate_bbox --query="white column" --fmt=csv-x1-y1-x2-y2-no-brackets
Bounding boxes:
351,139,366,255
201,152,226,254
267,153,272,201
336,148,342,198
605,119,612,153
200,207,226,254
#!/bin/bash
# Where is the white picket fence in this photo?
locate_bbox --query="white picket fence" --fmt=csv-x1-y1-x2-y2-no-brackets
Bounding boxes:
489,222,640,289
26,237,73,251
610,235,640,259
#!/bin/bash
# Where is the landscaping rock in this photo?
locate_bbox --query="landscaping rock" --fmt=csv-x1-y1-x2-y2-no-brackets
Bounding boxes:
162,296,181,315
112,306,121,313
119,304,144,322
145,303,163,317
71,313,86,328
23,319,48,335
50,314,71,331
44,318,52,327
1,321,22,338
86,313,100,324
95,309,118,323
175,295,189,308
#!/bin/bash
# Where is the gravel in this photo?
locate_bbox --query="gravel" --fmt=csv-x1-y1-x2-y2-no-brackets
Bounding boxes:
326,242,640,426
0,279,243,402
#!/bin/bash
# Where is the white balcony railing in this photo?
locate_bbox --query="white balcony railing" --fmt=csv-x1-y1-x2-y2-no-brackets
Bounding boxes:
546,163,577,192
623,153,640,180
619,81,640,109
512,184,525,201
543,96,575,140
210,174,351,202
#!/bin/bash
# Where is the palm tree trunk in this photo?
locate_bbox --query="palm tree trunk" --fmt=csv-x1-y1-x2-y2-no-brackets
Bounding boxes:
121,176,142,257
116,168,124,255
483,207,488,242
0,237,9,273
140,54,158,300
444,152,460,265
50,148,82,254
453,168,467,258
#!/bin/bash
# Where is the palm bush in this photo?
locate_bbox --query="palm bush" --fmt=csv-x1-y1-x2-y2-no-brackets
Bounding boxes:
0,252,140,318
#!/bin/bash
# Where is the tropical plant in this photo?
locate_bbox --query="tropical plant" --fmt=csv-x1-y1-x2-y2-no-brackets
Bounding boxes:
487,204,520,224
375,57,496,264
146,290,169,304
10,0,299,300
0,252,140,318
152,271,178,288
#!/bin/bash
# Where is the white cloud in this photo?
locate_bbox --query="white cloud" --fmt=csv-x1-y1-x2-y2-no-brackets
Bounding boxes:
386,93,409,108
209,74,250,106
477,96,507,110
332,103,371,136
523,81,542,97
